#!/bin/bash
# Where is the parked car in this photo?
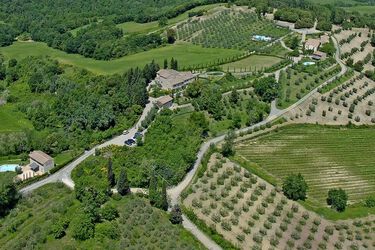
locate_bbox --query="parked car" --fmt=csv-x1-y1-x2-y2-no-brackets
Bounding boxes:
123,130,129,135
124,139,135,146
133,132,143,139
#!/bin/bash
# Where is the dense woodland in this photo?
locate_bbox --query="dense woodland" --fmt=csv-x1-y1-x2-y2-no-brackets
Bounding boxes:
0,56,159,157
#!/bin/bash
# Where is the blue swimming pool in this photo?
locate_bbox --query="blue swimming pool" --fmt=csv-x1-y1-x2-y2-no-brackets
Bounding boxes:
0,164,19,172
303,61,316,66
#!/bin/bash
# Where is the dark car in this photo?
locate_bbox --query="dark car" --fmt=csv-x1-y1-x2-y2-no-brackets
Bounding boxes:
124,139,135,146
133,132,143,140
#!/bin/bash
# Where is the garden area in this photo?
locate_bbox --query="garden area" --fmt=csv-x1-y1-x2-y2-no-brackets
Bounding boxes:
221,55,283,73
277,58,340,109
176,8,289,51
234,124,375,206
183,154,375,250
0,183,203,249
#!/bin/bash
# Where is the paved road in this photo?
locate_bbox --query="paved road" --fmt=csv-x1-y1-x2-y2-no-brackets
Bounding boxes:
20,98,156,194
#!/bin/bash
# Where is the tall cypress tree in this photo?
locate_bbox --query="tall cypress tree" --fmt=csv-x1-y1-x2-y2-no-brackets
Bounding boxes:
157,180,168,211
170,58,175,70
149,170,158,205
117,168,130,196
163,59,168,69
107,158,115,187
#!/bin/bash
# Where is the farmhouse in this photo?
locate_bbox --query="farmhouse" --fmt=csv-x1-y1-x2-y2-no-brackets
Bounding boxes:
17,151,54,181
156,95,173,109
304,38,320,52
155,69,197,90
312,51,327,60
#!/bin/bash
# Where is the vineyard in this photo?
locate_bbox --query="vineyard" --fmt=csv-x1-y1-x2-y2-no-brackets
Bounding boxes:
184,154,375,249
277,58,341,109
235,125,375,204
288,74,375,125
176,8,289,51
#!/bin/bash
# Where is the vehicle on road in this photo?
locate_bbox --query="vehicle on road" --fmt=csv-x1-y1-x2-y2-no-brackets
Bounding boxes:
124,139,136,146
123,130,129,135
133,132,143,140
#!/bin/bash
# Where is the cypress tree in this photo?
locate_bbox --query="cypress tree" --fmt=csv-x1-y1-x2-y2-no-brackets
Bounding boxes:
157,180,168,211
149,170,158,205
164,58,168,69
170,58,174,69
170,205,183,224
107,158,115,187
117,168,130,196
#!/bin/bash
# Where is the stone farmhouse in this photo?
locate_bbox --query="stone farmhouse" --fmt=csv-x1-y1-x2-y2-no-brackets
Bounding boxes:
155,69,197,90
17,151,54,181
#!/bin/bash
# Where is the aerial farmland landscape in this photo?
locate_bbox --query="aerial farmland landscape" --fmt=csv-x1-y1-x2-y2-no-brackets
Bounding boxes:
0,0,374,249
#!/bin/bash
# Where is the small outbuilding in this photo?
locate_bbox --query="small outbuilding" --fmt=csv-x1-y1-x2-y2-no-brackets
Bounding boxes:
312,51,327,60
304,39,321,52
156,95,173,109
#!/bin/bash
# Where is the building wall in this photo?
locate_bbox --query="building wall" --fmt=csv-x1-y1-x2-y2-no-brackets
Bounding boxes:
30,158,54,174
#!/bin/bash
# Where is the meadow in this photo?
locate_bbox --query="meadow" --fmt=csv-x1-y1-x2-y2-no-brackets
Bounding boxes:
221,55,283,72
184,154,375,250
0,183,204,250
0,41,242,75
0,104,33,132
343,5,375,15
235,124,375,205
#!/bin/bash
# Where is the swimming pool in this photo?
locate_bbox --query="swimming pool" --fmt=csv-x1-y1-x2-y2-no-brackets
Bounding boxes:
303,61,316,66
0,164,20,172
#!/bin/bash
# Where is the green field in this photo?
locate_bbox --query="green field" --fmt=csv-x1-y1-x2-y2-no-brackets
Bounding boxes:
221,55,282,72
0,104,33,132
344,5,375,15
235,125,375,205
117,3,224,34
0,184,204,249
0,41,242,75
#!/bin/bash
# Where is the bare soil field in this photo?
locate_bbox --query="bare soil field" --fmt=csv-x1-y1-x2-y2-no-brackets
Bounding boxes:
184,154,375,249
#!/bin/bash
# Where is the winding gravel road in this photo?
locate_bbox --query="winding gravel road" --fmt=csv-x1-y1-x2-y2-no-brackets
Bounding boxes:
19,35,346,250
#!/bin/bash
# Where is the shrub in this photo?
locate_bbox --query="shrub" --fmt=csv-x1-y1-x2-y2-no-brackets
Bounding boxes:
71,213,95,240
291,231,300,240
221,220,231,231
95,221,119,240
270,236,279,246
236,234,245,242
280,222,288,232
364,196,375,207
100,205,119,221
51,218,69,239
253,233,263,243
211,213,221,223
302,211,309,220
325,225,334,235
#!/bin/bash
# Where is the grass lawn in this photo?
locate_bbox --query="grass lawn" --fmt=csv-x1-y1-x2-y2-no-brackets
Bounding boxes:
0,41,242,75
221,55,282,72
54,150,82,167
235,124,375,207
0,104,33,132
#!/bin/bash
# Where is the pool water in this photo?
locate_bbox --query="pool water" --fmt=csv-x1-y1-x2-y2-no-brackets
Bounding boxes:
0,164,19,172
303,62,316,66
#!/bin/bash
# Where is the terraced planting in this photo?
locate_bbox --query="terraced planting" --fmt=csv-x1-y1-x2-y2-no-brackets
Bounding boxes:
176,8,289,51
184,154,375,249
288,74,375,125
235,125,375,204
0,184,203,249
277,58,340,109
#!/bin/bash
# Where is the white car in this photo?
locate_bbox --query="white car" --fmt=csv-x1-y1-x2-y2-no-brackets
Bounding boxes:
122,130,129,135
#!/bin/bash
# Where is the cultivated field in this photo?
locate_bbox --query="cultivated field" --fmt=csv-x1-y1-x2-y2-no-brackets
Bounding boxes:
286,74,375,125
235,125,375,204
277,58,340,109
0,42,242,74
176,8,289,51
184,154,375,249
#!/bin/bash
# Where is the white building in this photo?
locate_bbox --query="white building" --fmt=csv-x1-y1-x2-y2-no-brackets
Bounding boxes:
304,39,321,52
